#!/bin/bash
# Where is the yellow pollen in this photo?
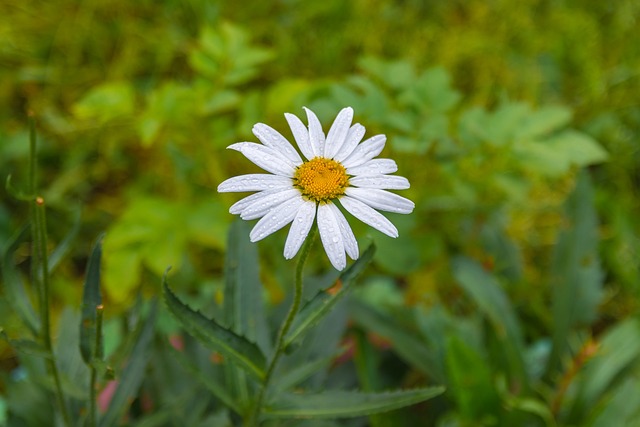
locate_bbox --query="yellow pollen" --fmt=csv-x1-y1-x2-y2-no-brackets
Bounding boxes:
294,157,350,202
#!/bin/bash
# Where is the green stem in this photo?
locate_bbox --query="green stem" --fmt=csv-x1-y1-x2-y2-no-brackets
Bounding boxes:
245,225,318,426
29,118,71,427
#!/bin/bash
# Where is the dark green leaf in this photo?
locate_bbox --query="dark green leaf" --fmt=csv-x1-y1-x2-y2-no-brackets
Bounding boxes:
284,244,375,348
99,301,157,427
169,345,240,415
350,301,443,383
80,234,104,364
264,387,445,419
163,277,266,380
546,171,603,377
2,224,39,335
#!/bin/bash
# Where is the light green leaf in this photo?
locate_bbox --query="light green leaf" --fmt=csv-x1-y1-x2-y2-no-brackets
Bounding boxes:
80,235,103,364
264,387,445,419
72,81,135,123
284,244,375,349
513,105,572,140
163,278,266,380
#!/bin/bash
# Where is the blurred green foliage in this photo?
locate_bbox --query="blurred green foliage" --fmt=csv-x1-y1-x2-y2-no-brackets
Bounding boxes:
2,0,640,425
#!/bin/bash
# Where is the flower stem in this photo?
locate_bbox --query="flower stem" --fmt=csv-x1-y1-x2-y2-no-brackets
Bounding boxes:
29,117,71,427
246,225,318,426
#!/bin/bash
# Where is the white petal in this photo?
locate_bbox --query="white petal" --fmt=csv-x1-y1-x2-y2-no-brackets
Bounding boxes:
229,189,283,214
250,195,306,242
304,107,325,159
285,113,315,160
339,196,399,238
241,188,300,220
327,202,358,260
228,143,296,177
350,175,410,190
345,188,415,214
284,201,317,259
333,124,366,162
324,107,353,159
252,123,303,165
347,158,398,176
317,203,346,270
218,174,292,193
341,135,386,168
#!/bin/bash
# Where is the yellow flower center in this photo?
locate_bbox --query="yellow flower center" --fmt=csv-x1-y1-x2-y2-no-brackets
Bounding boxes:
294,157,350,203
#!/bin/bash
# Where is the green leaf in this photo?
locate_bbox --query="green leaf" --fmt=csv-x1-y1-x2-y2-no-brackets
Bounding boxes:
570,319,640,420
47,208,81,274
163,277,266,380
222,220,269,406
513,105,572,140
2,224,39,335
273,350,345,393
99,301,158,427
263,387,445,419
452,256,527,385
546,171,603,377
445,336,500,420
284,244,375,349
169,346,240,415
80,235,104,364
72,81,135,123
0,332,50,358
350,300,444,382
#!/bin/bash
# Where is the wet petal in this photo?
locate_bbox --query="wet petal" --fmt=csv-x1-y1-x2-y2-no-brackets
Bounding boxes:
218,174,293,193
333,124,366,162
228,143,296,177
241,189,301,220
347,158,398,176
350,174,410,190
339,196,399,238
284,201,317,259
345,187,415,214
249,195,306,242
304,107,325,158
253,123,303,165
324,107,354,159
341,135,386,169
229,189,284,214
317,203,346,270
285,112,315,160
327,202,358,260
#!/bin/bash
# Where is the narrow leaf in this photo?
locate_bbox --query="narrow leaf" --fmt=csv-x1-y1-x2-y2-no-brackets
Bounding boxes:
273,350,346,392
98,301,157,427
284,244,375,348
80,235,104,364
169,345,240,414
48,209,82,273
264,387,445,418
350,300,443,382
2,224,39,335
546,171,603,377
163,277,266,380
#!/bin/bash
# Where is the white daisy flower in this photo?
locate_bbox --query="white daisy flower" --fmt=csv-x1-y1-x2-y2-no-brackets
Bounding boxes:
217,107,414,270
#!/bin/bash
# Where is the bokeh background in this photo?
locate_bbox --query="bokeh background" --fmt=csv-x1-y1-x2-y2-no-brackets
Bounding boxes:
2,0,640,425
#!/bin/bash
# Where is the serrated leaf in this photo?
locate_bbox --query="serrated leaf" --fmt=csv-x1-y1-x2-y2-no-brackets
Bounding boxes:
284,244,375,349
263,387,445,419
98,301,157,427
80,235,104,364
2,224,39,335
163,278,266,380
